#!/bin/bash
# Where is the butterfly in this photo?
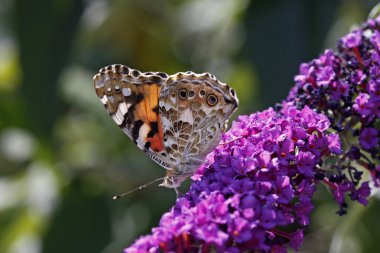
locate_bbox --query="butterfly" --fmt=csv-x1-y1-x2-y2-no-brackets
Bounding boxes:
93,64,238,190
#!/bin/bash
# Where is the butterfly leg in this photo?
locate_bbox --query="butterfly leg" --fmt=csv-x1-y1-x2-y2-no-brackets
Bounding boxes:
174,187,180,199
172,176,182,199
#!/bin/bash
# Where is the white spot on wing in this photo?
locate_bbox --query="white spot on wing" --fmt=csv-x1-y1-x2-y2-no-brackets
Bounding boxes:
118,102,130,116
179,108,194,124
113,102,131,126
160,101,173,111
169,95,176,104
94,78,105,88
161,116,171,129
122,87,132,96
112,114,123,125
136,123,150,149
100,95,108,104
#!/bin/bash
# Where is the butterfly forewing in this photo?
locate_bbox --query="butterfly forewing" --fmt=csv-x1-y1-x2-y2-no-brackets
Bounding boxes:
93,64,172,169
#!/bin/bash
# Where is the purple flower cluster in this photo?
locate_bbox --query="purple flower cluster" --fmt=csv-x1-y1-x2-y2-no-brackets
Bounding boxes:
287,16,380,213
124,16,380,253
125,106,340,252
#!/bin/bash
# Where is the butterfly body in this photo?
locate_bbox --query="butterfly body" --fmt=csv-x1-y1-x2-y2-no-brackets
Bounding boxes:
93,64,238,188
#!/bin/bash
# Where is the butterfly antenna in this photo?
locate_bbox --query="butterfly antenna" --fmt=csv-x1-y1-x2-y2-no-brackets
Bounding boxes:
112,176,166,200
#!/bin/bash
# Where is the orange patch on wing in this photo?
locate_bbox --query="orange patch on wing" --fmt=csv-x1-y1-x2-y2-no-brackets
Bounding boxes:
135,83,165,153
135,84,160,125
145,84,159,122
135,85,148,124
147,132,165,152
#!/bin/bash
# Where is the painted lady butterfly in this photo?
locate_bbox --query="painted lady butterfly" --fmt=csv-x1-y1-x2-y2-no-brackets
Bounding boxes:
93,64,238,190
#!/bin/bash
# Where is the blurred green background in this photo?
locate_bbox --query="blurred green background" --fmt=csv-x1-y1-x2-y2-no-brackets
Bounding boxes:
0,0,380,252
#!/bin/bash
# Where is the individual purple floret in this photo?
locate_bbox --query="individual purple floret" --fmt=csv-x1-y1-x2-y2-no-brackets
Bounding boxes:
125,15,380,253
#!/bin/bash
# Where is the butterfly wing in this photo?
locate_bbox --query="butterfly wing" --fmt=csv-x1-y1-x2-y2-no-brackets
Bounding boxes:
158,71,239,176
93,64,172,169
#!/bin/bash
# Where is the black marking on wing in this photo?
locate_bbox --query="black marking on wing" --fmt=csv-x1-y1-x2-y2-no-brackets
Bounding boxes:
132,120,144,143
147,121,159,138
152,105,159,114
120,92,145,129
135,93,144,104
223,94,234,104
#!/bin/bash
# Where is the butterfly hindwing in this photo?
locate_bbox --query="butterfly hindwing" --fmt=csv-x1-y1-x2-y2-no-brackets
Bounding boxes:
158,71,239,175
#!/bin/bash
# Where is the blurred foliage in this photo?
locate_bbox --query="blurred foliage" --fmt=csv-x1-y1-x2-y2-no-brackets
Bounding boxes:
0,0,379,253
